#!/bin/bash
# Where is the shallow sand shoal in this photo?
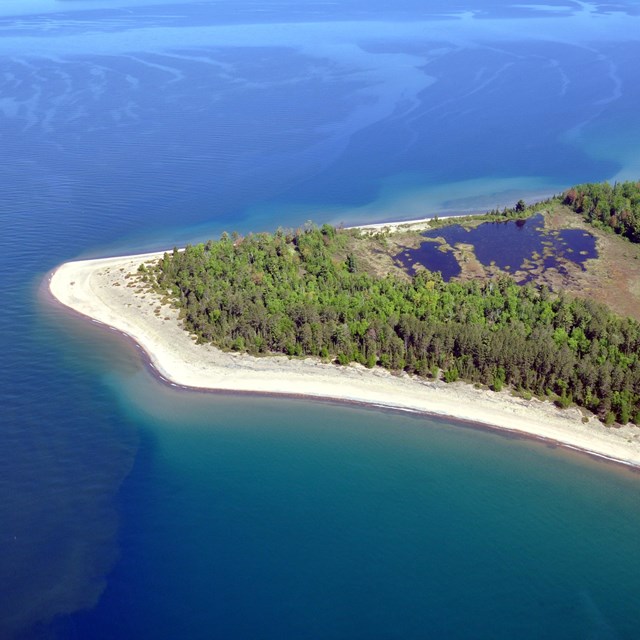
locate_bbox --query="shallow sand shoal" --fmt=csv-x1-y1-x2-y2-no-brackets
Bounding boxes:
49,250,640,469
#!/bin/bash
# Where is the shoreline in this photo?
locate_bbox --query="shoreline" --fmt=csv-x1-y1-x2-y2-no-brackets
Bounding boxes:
345,213,460,233
47,240,640,470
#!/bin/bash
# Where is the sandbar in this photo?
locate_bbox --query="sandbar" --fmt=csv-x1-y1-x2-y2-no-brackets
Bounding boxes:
48,249,640,469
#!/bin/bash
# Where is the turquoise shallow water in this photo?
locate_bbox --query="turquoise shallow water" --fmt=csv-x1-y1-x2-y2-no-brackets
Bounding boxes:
60,368,640,639
2,1,640,638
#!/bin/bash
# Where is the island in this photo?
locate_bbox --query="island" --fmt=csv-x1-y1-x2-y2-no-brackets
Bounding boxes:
49,181,640,468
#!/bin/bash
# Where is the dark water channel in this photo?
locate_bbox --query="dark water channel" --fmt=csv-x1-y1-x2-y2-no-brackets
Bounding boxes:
395,214,598,283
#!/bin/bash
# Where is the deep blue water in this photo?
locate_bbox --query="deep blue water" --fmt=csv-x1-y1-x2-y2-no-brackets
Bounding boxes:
3,2,640,638
397,214,597,282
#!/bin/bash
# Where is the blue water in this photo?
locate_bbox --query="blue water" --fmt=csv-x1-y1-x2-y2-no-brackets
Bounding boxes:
397,214,597,282
397,241,463,280
3,1,640,638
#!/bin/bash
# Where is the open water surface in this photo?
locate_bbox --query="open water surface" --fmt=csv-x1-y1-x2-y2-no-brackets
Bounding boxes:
2,1,640,638
397,214,598,282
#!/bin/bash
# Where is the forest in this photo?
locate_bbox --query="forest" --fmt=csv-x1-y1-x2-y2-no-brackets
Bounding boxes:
148,207,640,426
563,180,640,242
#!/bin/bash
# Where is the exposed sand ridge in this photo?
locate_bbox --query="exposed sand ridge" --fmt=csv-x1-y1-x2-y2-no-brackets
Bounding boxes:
48,240,640,469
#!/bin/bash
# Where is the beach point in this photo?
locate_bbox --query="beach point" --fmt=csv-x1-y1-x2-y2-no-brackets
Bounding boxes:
49,234,640,470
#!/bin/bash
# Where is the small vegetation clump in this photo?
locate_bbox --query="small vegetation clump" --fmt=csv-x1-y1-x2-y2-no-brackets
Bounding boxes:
151,220,640,425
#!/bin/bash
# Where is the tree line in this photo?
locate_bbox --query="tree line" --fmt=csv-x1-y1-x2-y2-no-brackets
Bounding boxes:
563,180,640,242
149,220,640,425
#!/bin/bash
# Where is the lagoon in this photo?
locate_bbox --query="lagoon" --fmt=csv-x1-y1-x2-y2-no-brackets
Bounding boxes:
396,214,598,282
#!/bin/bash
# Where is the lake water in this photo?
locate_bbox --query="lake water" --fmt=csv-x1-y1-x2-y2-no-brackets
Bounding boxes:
396,214,598,282
3,1,640,638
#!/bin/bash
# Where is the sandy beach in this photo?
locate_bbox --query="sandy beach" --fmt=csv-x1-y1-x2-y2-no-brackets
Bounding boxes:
346,214,455,233
49,249,640,469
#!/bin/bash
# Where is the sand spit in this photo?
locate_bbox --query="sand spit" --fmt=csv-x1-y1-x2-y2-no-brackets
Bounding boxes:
49,249,640,469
